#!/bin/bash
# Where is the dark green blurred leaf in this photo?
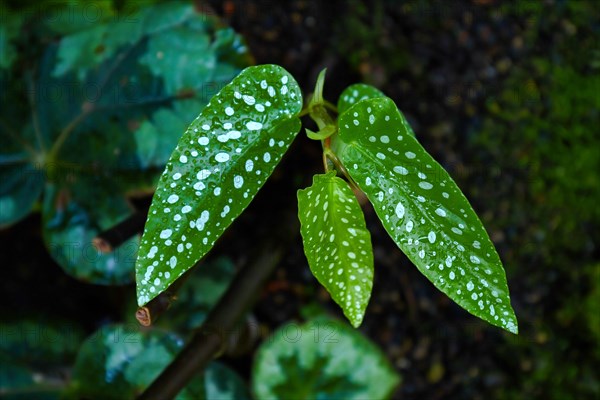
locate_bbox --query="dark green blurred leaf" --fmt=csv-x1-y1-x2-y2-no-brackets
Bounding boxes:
42,183,138,284
0,363,61,400
0,318,85,368
67,324,247,400
0,163,44,228
153,256,236,333
252,317,400,399
67,324,199,399
0,6,22,70
0,2,252,286
205,362,251,400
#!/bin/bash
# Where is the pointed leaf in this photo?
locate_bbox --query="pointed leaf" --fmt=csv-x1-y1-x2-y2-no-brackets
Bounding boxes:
298,172,374,327
136,65,303,306
335,97,518,333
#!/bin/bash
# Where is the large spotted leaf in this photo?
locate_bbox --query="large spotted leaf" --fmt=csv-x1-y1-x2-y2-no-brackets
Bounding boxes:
136,65,303,306
298,172,374,327
334,97,518,333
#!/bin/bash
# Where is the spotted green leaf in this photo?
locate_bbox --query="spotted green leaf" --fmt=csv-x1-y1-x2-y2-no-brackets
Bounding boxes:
337,83,385,115
298,172,374,327
136,65,303,306
334,97,518,333
337,84,415,137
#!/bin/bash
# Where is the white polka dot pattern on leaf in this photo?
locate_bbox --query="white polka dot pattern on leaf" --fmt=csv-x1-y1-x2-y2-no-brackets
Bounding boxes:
135,65,303,307
336,96,518,334
297,172,374,328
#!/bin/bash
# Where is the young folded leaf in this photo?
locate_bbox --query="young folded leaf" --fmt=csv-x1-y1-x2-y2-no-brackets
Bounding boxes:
334,97,518,333
298,172,374,327
136,65,303,306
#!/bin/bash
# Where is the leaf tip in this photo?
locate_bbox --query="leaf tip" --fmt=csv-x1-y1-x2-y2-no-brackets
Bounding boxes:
505,315,519,335
348,315,364,329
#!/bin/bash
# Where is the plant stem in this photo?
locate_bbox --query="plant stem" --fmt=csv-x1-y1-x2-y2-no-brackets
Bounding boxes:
323,100,338,114
92,209,149,253
136,264,197,326
138,209,298,400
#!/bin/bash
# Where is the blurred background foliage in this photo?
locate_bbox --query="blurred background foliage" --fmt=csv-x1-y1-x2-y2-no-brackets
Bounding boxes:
1,0,599,399
0,0,252,285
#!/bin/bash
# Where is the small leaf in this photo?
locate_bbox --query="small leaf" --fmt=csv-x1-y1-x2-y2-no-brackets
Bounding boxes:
335,97,518,333
305,125,336,140
136,64,303,306
252,317,400,399
298,172,374,327
337,83,385,115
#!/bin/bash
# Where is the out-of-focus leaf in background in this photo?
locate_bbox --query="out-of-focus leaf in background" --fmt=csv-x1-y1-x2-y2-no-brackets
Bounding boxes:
252,317,400,399
0,318,86,399
0,1,252,284
65,324,249,399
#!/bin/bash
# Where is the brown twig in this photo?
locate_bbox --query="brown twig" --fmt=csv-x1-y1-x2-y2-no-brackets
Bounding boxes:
137,209,298,400
135,264,199,326
136,291,175,327
93,209,148,253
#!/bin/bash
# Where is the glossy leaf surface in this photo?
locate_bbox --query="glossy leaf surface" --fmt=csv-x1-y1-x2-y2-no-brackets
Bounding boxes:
136,64,303,306
298,172,373,327
335,97,518,333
